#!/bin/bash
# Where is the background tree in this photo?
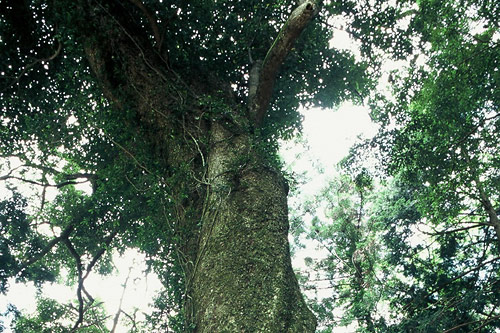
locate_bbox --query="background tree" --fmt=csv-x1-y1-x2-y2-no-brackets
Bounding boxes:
0,0,379,331
299,170,387,332
338,0,500,330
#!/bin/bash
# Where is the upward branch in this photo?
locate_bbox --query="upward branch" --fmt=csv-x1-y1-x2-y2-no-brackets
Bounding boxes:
127,0,162,49
249,1,317,126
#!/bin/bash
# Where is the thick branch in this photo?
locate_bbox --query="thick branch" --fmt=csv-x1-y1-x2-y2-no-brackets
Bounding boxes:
63,238,85,332
249,1,317,125
18,223,74,272
127,0,162,49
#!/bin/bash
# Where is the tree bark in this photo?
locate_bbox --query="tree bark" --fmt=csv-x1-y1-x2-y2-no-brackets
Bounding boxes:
249,1,317,125
188,122,316,331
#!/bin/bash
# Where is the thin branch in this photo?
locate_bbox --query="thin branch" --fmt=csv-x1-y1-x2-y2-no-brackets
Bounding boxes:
18,223,74,273
2,41,62,92
61,228,118,331
426,223,490,236
119,309,138,331
83,229,119,281
111,267,132,333
444,313,500,332
311,230,349,268
103,133,152,175
404,256,500,311
0,164,24,178
0,174,90,189
451,112,500,150
95,1,169,83
63,238,85,332
2,158,95,185
471,303,500,332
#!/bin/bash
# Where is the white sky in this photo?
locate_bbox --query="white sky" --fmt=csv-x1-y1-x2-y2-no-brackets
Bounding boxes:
282,103,378,196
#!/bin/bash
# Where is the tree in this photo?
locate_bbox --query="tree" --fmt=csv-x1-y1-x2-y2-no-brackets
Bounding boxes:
341,0,500,330
301,170,385,332
0,0,375,331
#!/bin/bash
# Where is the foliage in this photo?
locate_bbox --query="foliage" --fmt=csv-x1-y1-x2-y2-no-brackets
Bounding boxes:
2,0,498,330
0,0,376,331
8,296,109,333
328,0,500,331
373,178,500,332
298,171,387,332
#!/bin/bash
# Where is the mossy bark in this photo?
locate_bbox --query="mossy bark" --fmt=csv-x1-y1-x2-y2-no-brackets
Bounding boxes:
189,123,316,332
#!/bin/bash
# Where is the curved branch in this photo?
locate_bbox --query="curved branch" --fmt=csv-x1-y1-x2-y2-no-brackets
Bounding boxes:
127,0,162,49
63,238,85,332
18,223,74,272
249,1,317,125
65,228,118,331
0,174,90,189
2,41,62,92
110,266,132,333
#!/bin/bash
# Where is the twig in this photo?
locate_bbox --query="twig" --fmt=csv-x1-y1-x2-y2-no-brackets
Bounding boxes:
425,223,490,236
103,132,152,175
471,303,500,332
95,2,169,83
404,256,500,311
119,309,139,331
2,41,62,92
444,313,500,332
111,266,132,333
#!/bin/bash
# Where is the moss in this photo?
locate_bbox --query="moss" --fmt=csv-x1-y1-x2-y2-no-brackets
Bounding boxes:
190,127,316,332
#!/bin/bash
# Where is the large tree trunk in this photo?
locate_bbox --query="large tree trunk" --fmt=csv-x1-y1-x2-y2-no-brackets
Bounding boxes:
65,1,318,331
188,122,316,331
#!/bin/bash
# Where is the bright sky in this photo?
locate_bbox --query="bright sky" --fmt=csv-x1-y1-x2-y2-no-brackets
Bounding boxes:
282,103,378,196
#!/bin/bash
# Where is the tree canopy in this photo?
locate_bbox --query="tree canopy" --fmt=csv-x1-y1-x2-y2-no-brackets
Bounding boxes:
300,0,500,331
